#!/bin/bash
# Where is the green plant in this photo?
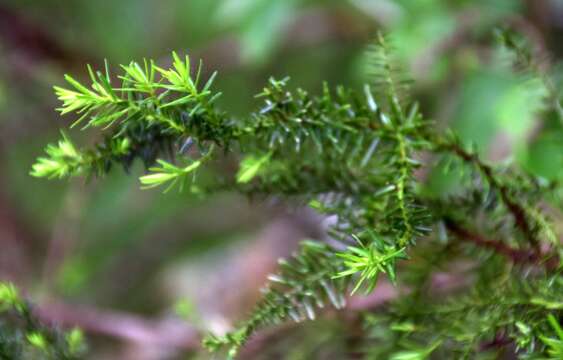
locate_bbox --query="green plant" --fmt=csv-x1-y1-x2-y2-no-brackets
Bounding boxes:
31,31,561,359
0,282,85,359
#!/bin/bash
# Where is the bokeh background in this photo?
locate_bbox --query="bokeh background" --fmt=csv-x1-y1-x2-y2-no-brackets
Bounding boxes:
0,0,562,359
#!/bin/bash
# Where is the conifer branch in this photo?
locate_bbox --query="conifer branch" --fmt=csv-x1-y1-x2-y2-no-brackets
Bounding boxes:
29,32,561,358
435,137,556,249
203,241,349,359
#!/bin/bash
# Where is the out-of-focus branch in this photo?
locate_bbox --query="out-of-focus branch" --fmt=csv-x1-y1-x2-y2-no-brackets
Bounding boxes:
441,142,542,248
34,268,467,357
444,217,558,269
35,301,200,350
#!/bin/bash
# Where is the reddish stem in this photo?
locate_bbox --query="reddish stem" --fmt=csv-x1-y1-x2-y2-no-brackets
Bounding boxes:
444,218,558,269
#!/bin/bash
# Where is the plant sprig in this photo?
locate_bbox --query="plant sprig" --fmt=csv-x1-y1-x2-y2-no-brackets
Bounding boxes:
30,31,561,359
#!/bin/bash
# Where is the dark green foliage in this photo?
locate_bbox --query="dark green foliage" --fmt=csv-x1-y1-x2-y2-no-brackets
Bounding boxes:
0,283,85,359
204,241,349,358
30,31,562,359
362,265,562,359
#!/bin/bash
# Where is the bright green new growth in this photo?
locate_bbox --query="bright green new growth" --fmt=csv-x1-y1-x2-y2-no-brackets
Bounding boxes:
30,132,84,179
334,232,407,294
236,151,272,184
139,144,215,192
31,32,562,358
0,283,21,312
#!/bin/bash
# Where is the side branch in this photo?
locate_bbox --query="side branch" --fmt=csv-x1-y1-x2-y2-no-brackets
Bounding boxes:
35,301,200,350
444,218,558,269
438,140,541,247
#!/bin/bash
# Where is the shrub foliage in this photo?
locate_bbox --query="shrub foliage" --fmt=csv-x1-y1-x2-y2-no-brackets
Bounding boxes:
29,32,562,359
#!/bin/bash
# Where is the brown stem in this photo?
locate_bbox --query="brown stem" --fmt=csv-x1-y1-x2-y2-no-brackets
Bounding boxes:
439,141,541,248
444,218,558,269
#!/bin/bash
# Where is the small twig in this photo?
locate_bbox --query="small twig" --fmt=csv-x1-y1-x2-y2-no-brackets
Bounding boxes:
480,331,513,352
439,141,541,248
444,218,558,269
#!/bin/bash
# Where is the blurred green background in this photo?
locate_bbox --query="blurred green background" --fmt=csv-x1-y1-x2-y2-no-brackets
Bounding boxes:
0,0,562,358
